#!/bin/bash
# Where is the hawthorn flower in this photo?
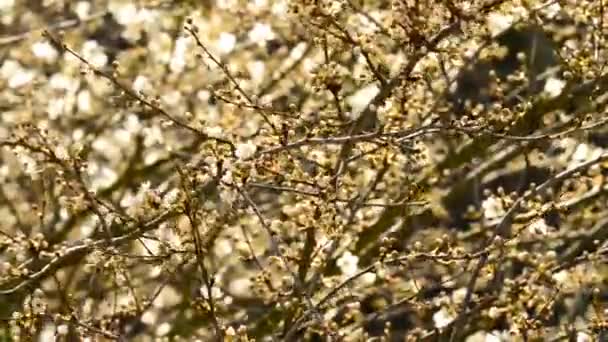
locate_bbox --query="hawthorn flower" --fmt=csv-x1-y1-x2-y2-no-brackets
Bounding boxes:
133,75,153,94
205,126,224,138
56,324,69,336
170,36,191,73
0,0,14,10
248,23,276,47
336,251,359,277
348,84,380,116
235,142,257,160
487,12,514,37
155,322,171,337
0,60,35,88
481,195,505,220
200,284,223,299
571,143,603,164
31,40,58,62
543,77,566,98
81,40,108,68
74,1,90,19
432,307,455,328
217,32,237,55
76,89,92,113
528,219,550,235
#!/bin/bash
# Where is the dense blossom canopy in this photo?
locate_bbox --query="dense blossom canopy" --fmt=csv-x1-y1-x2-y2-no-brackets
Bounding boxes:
0,0,607,341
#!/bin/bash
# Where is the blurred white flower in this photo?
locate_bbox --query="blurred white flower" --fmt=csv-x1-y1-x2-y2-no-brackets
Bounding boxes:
133,75,152,94
484,331,508,342
47,98,66,119
49,73,80,92
552,269,570,285
481,195,505,219
0,0,14,10
544,77,566,98
81,40,108,68
148,32,173,65
141,310,158,325
162,188,180,207
220,187,238,204
360,273,376,285
55,145,69,160
155,322,171,336
289,42,307,60
92,136,122,160
38,323,55,341
572,143,603,164
251,0,268,9
249,23,275,46
31,41,58,62
125,114,142,133
336,251,359,277
487,306,501,320
541,2,561,19
221,170,234,184
272,0,288,15
347,84,379,116
247,60,266,86
217,0,238,10
577,332,593,342
143,125,164,146
77,90,92,113
200,284,223,299
0,60,35,88
487,12,514,37
161,90,182,107
217,32,237,55
205,126,224,139
528,219,550,235
235,142,257,160
170,36,190,73
110,2,137,25
452,287,467,304
56,324,69,336
432,307,454,328
74,1,90,19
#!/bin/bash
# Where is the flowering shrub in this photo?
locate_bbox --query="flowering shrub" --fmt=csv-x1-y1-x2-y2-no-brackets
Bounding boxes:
0,0,607,341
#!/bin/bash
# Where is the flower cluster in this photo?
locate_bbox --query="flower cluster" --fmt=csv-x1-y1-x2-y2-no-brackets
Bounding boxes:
0,0,607,341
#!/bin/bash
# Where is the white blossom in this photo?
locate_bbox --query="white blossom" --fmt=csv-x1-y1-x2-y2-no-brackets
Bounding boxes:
481,196,505,220
217,32,237,55
528,219,550,235
247,60,266,85
572,143,603,164
543,77,566,98
155,322,171,336
56,324,69,336
205,126,224,139
0,60,35,88
133,75,152,93
170,36,190,73
432,307,454,328
336,251,359,277
74,1,91,19
0,0,14,10
31,41,58,62
81,40,108,68
348,84,379,117
487,13,514,37
77,89,92,113
577,332,593,342
249,23,276,46
235,142,257,160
